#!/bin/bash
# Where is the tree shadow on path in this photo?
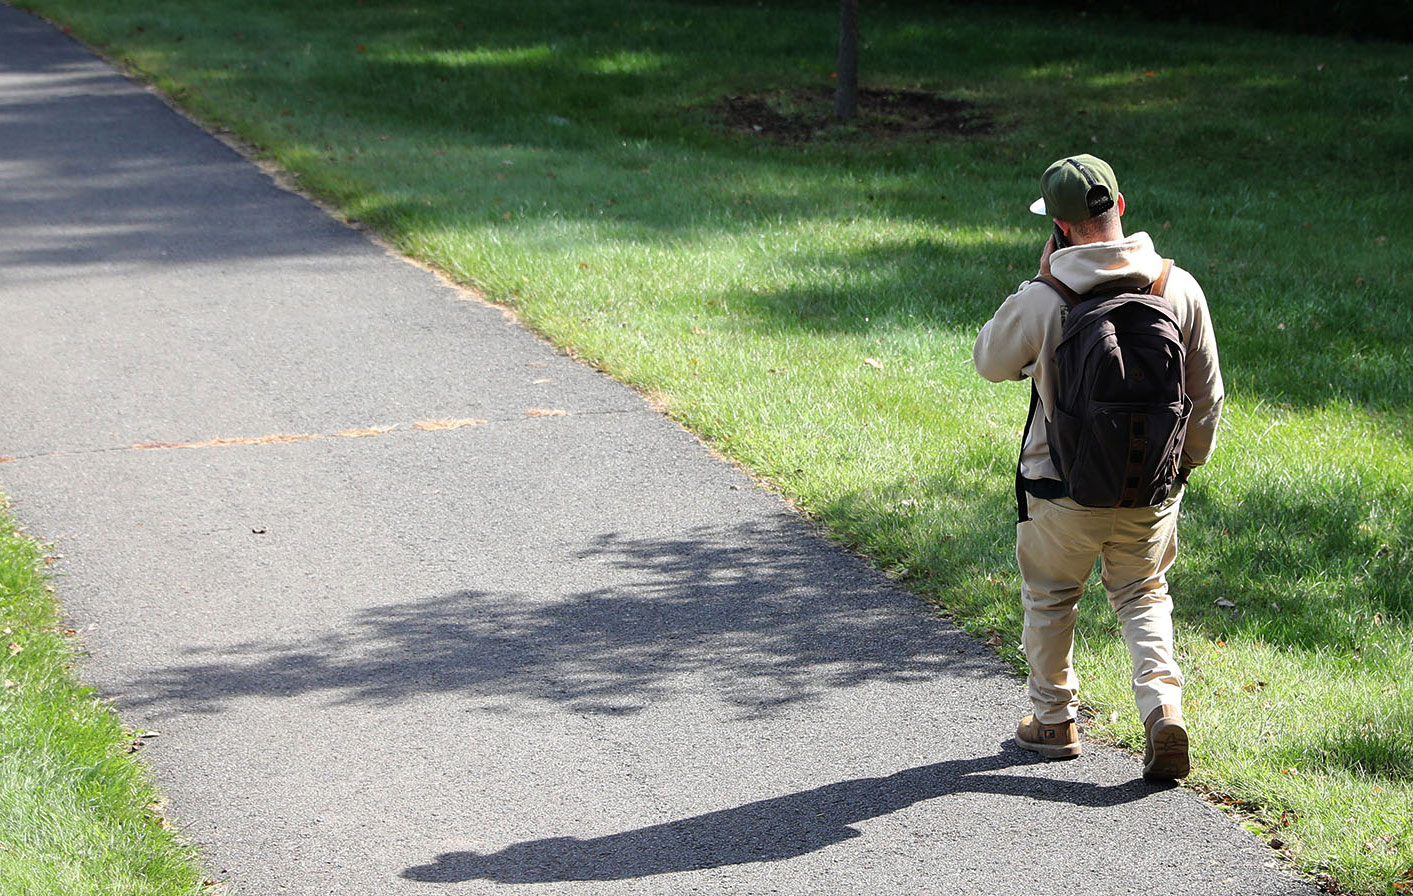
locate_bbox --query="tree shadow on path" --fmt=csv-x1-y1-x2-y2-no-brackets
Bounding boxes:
402,747,1171,883
128,523,1005,718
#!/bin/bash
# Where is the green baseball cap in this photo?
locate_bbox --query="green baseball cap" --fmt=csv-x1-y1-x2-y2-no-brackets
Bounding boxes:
1029,154,1119,221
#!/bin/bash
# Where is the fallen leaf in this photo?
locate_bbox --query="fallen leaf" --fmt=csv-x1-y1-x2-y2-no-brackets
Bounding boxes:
7,642,21,656
1214,598,1237,608
864,357,884,370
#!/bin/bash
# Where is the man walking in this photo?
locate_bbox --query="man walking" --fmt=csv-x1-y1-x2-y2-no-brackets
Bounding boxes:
973,154,1224,779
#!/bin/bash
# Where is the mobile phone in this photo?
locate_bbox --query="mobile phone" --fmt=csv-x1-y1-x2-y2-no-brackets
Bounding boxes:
1052,223,1068,249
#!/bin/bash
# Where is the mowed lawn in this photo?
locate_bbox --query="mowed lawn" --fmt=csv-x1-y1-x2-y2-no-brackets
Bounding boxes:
13,0,1413,892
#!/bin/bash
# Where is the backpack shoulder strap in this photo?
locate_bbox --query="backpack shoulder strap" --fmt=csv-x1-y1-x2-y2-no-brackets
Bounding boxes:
1015,272,1081,522
1034,273,1079,307
1016,383,1040,524
1150,259,1174,296
1015,273,1072,523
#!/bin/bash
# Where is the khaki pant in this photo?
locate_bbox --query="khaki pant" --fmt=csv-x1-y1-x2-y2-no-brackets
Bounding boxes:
1017,491,1184,725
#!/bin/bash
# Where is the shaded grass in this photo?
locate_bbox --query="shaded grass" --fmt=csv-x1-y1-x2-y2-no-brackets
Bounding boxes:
0,500,210,895
14,0,1413,892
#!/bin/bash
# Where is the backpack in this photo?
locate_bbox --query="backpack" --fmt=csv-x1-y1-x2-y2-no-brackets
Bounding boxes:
1016,260,1192,520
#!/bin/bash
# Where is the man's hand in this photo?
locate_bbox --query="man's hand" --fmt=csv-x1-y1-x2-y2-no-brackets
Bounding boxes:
1038,234,1057,277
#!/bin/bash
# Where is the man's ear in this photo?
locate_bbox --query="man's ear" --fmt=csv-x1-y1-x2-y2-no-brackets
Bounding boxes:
1115,192,1126,216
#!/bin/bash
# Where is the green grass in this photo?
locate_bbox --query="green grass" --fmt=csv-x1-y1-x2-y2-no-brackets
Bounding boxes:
0,500,210,895
15,0,1413,892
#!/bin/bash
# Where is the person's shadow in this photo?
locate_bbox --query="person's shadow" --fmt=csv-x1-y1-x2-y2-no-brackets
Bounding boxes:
403,745,1172,883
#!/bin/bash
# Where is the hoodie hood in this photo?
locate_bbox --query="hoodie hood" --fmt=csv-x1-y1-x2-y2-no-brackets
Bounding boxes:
1049,231,1165,294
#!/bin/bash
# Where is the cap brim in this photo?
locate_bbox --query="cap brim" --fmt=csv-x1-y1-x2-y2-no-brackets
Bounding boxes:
1029,197,1049,216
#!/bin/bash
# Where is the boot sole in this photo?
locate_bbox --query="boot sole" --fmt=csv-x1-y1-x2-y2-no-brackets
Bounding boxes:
1143,719,1191,779
1016,736,1082,760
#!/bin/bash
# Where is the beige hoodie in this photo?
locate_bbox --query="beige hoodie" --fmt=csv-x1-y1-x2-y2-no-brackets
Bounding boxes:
974,231,1224,482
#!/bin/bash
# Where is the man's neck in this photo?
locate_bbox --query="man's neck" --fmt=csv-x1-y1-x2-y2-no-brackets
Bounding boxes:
1072,228,1125,246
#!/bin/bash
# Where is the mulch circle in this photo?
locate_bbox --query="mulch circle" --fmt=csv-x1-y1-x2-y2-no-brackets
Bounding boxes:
717,87,992,144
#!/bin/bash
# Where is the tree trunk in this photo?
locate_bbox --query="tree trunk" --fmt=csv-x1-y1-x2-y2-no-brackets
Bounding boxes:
834,0,859,120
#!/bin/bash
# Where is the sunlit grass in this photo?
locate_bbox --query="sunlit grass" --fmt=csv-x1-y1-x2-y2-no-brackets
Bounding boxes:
407,45,556,67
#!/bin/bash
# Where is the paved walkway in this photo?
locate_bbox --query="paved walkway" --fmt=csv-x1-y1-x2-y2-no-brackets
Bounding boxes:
0,6,1316,894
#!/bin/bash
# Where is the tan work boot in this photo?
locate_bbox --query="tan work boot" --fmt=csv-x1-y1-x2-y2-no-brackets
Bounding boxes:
1015,714,1082,759
1143,705,1191,780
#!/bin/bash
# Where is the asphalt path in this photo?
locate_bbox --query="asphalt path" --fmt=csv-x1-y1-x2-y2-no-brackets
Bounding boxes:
0,6,1318,894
